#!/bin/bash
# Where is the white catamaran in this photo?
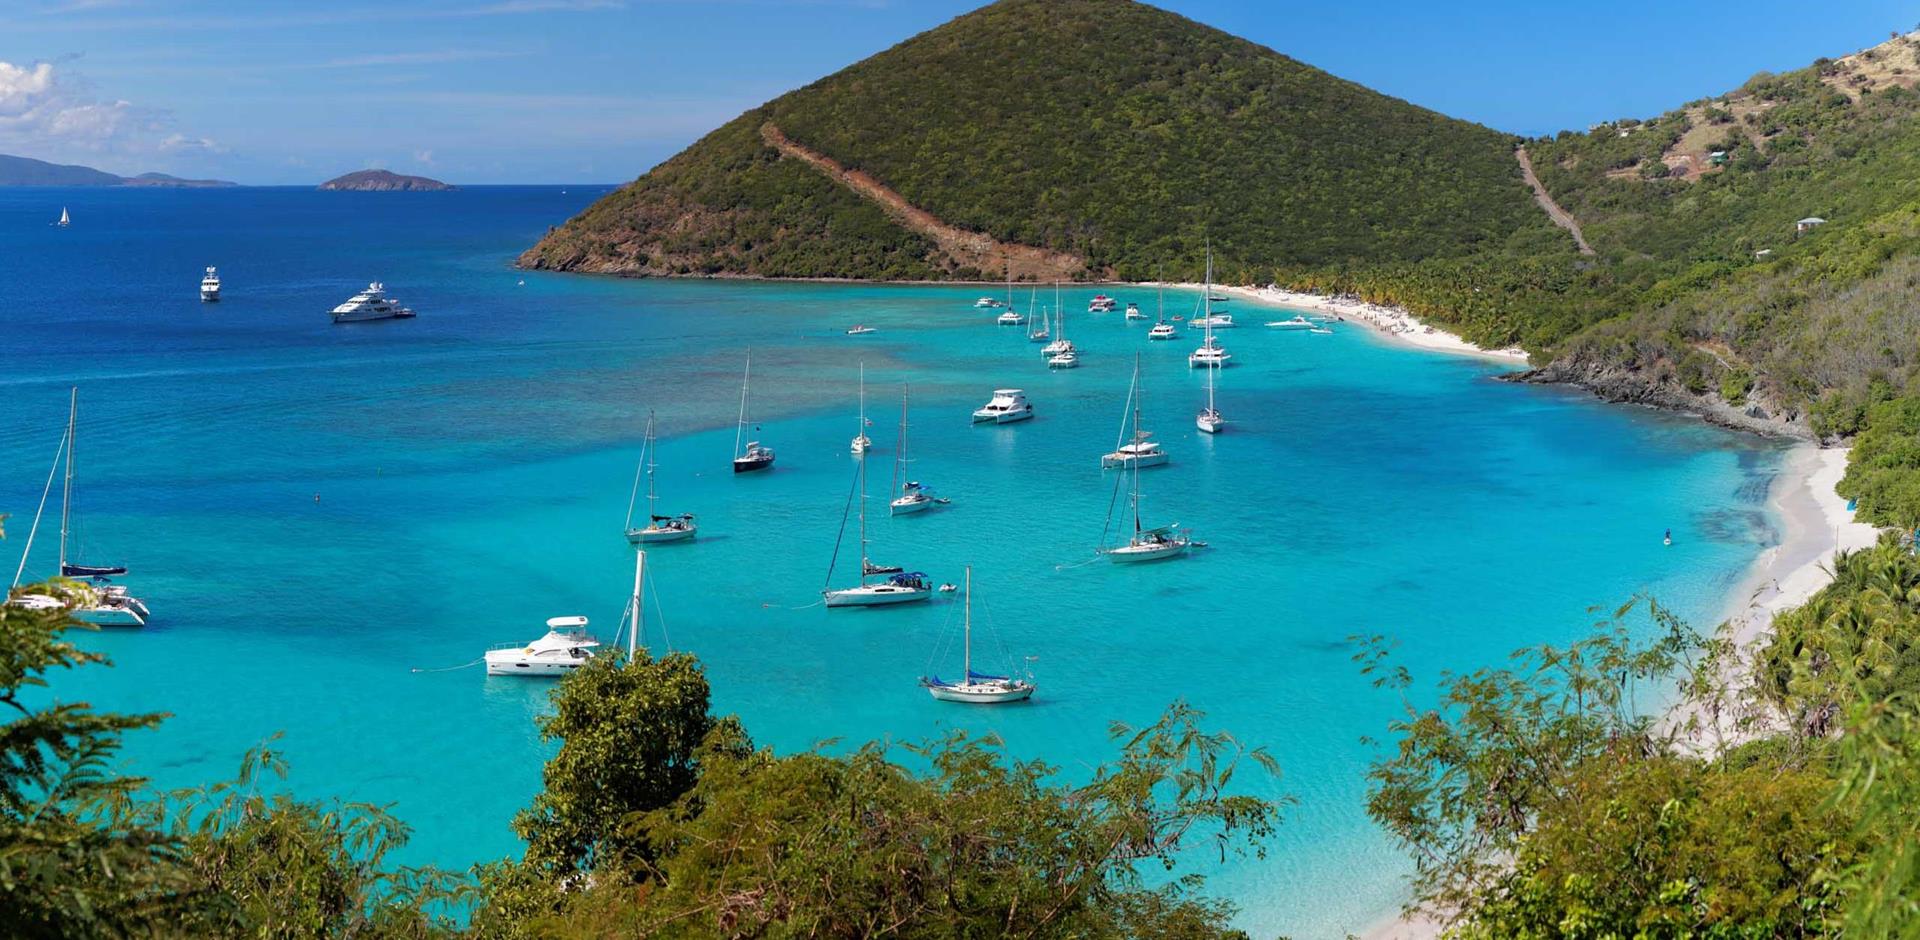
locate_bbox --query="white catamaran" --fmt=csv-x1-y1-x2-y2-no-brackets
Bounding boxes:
823,435,932,608
624,410,697,544
890,385,948,515
732,353,776,473
9,389,151,627
920,567,1035,704
1101,356,1169,469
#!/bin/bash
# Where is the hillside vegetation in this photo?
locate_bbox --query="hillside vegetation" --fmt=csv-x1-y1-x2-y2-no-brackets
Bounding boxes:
521,0,1552,281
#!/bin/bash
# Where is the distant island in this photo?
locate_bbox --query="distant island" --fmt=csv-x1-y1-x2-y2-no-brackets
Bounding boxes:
0,153,236,187
318,169,454,192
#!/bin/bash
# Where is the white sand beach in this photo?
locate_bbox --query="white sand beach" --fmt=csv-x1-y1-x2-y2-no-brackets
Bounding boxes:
1156,283,1531,363
1357,444,1878,938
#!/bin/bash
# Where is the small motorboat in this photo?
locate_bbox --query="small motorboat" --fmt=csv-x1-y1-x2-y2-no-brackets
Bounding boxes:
974,297,1002,308
485,616,600,676
972,388,1034,424
1124,302,1146,319
1266,316,1314,331
1187,314,1235,329
846,325,877,335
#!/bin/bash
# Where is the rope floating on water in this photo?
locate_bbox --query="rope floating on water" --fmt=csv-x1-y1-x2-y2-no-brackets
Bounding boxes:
411,658,484,674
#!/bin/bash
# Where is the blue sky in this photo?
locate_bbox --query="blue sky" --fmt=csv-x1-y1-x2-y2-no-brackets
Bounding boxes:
1,0,1915,184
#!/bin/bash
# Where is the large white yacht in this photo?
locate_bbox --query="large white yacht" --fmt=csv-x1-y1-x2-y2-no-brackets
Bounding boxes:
200,267,221,302
330,283,416,323
971,389,1034,424
485,615,600,676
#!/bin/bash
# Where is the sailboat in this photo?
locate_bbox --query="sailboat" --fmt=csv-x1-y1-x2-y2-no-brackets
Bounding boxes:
920,567,1035,703
890,385,948,515
1188,247,1233,369
850,363,874,455
624,411,697,544
8,389,151,626
1102,356,1169,468
731,353,776,473
1197,256,1227,433
1100,390,1195,564
823,435,932,607
56,207,69,227
1029,305,1050,343
1041,283,1073,358
1148,280,1176,340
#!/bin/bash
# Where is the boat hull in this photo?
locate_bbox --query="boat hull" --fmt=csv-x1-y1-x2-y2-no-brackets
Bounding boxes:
890,496,935,515
1197,416,1225,434
72,605,147,627
331,310,415,323
200,291,220,302
484,655,592,677
823,585,932,607
732,456,774,473
927,683,1034,704
625,525,697,544
1104,542,1191,563
1100,452,1169,469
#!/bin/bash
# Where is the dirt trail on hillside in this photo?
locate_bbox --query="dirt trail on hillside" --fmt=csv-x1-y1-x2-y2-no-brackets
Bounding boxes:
761,122,1086,280
1516,146,1596,256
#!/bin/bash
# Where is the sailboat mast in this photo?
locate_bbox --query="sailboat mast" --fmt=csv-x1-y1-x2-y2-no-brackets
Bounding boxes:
894,385,909,499
857,411,870,584
734,353,751,458
59,387,75,572
629,550,646,656
963,566,972,680
645,412,659,516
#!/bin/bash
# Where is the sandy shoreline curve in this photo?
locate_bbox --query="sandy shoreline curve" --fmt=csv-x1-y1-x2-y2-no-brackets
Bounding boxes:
1355,445,1876,939
1145,282,1530,363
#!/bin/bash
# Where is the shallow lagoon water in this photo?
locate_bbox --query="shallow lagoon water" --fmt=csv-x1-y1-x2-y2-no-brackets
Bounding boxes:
0,186,1783,937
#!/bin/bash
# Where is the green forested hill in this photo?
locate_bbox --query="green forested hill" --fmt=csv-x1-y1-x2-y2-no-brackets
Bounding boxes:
520,0,1552,281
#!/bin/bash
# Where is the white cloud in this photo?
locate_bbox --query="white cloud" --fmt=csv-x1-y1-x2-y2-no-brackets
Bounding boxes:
0,58,216,168
413,148,435,166
320,48,528,69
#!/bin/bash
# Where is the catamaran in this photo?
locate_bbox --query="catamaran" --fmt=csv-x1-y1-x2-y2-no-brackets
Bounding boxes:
200,266,221,302
1088,294,1117,313
1189,248,1233,369
996,308,1025,325
8,389,151,627
1148,281,1175,339
920,567,1035,704
1102,356,1169,468
850,363,874,456
625,411,697,544
890,385,948,515
972,388,1034,424
732,353,776,473
1100,391,1196,564
823,435,932,608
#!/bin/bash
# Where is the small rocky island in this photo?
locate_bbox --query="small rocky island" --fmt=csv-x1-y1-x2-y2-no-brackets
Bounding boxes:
318,169,454,192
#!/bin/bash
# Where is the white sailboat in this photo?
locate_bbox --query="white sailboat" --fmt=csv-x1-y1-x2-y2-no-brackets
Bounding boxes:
1029,305,1050,343
732,353,776,473
1196,254,1227,433
1148,280,1176,340
1100,390,1196,564
1041,282,1074,358
890,385,948,515
56,207,69,227
8,389,150,627
823,437,932,608
850,362,874,456
624,411,697,544
920,567,1035,704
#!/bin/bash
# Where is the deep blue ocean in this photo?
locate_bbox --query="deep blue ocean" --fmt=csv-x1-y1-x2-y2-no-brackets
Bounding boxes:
0,186,1784,937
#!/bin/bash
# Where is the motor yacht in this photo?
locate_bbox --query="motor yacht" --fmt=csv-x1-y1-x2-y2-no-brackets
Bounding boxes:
485,616,600,676
200,266,221,302
330,283,415,323
971,388,1034,423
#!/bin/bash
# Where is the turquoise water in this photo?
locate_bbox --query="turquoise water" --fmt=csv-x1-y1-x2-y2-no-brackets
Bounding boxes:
0,187,1783,937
